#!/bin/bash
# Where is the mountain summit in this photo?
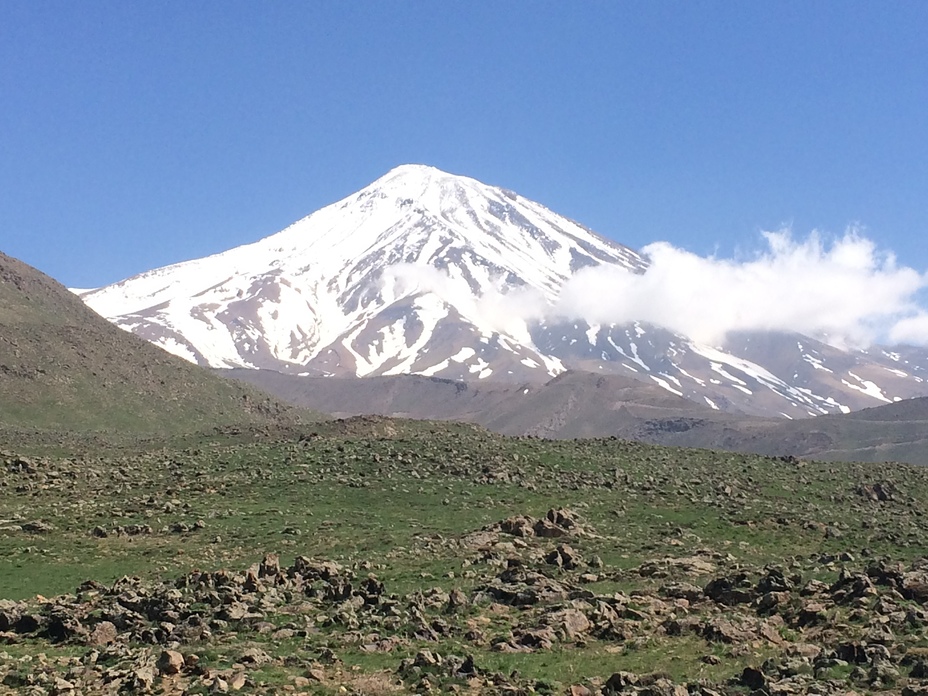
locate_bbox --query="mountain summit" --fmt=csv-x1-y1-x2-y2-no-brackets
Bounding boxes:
80,165,642,378
80,166,928,418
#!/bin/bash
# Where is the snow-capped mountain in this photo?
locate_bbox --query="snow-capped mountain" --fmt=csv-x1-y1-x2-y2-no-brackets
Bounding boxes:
79,165,928,419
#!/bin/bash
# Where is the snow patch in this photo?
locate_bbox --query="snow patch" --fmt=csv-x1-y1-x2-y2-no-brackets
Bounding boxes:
650,375,683,396
155,337,198,363
802,353,833,373
842,371,892,403
608,337,650,372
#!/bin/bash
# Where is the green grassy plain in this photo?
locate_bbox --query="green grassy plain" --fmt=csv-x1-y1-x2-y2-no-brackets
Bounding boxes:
2,418,928,694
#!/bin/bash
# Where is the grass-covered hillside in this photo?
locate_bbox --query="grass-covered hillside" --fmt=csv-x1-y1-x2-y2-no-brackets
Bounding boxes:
2,418,928,694
0,251,305,434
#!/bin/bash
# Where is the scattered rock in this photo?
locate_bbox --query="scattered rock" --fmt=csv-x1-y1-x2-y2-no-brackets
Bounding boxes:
157,649,185,675
21,521,54,533
740,666,765,690
88,621,118,646
545,543,583,570
704,573,754,605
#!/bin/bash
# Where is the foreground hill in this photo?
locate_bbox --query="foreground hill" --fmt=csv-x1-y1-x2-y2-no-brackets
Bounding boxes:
0,251,302,434
222,368,928,465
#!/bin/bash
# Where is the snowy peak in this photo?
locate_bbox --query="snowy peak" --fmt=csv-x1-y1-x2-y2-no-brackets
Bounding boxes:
78,165,928,419
340,164,644,282
81,165,641,381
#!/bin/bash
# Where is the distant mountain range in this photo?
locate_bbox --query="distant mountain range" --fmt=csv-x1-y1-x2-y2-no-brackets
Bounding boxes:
2,240,925,464
79,165,928,420
0,251,298,434
222,368,928,466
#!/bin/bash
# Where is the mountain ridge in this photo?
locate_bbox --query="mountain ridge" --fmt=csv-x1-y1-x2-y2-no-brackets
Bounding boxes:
81,165,642,376
79,165,928,419
0,250,303,434
220,367,928,465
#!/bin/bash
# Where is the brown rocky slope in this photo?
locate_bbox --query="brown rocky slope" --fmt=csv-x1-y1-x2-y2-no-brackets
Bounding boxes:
0,251,302,434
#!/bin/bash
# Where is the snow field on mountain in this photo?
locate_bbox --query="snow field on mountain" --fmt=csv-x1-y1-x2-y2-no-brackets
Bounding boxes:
78,165,928,418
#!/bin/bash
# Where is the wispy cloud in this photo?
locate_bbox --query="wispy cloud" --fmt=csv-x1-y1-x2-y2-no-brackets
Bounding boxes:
889,312,928,346
380,230,928,348
554,229,928,347
380,263,546,343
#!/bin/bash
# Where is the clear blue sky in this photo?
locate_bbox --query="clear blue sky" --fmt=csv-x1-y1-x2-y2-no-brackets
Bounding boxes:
2,1,926,288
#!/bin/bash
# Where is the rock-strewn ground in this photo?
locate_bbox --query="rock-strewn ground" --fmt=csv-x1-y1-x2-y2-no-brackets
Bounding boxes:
2,418,928,694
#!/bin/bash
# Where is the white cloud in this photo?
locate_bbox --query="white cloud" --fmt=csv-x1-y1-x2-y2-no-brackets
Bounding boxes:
889,312,928,346
378,230,928,349
380,263,547,343
554,229,928,348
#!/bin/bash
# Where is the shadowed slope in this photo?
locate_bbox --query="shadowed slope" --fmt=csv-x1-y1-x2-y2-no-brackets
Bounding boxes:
219,367,928,465
0,251,303,434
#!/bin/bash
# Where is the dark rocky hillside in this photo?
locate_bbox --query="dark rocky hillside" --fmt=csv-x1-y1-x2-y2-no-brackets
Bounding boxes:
221,368,928,465
0,251,303,434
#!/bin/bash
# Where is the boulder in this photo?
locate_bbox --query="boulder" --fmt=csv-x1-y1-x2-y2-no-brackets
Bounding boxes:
157,649,185,675
545,544,583,570
704,574,754,605
88,621,119,646
740,666,765,690
498,516,536,537
603,671,639,693
546,608,592,640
